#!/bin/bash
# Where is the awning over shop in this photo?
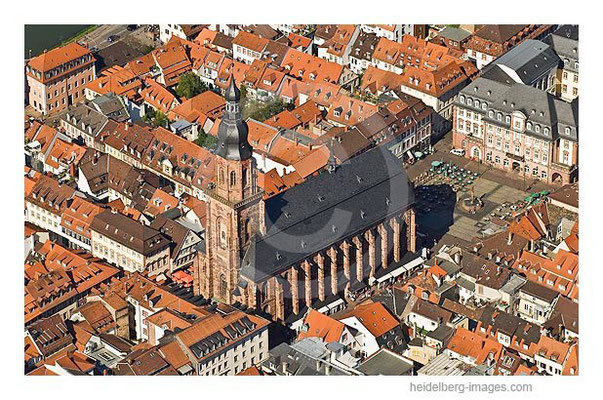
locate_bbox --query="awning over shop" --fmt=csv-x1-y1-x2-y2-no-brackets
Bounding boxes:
317,298,345,314
370,253,424,284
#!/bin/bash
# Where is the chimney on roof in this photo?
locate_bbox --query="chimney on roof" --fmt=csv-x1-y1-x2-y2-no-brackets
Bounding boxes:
453,251,462,265
507,231,513,245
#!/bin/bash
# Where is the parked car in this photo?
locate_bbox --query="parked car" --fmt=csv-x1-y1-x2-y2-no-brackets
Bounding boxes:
107,35,120,43
89,46,98,53
450,148,465,157
127,25,138,31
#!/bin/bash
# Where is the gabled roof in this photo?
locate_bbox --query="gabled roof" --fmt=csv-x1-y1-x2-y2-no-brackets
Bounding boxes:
28,42,93,75
60,196,104,240
287,32,312,49
90,210,170,255
26,314,74,358
548,183,578,209
141,78,178,114
447,327,503,365
264,110,301,130
233,30,269,53
411,298,453,323
143,188,179,217
297,309,345,343
176,309,269,362
84,65,143,100
281,48,343,84
400,60,476,98
326,93,378,127
340,301,399,338
488,39,560,85
168,90,225,123
26,175,75,214
474,25,528,44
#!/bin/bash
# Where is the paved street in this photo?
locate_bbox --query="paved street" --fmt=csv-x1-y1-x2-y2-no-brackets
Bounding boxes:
79,25,128,51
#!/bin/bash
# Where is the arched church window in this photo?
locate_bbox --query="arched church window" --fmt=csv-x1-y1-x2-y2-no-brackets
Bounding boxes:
219,167,225,186
230,171,236,187
217,218,227,248
242,168,248,188
219,274,227,298
243,218,252,243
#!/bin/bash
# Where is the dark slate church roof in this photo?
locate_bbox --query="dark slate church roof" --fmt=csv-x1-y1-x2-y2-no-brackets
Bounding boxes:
486,39,560,86
240,146,414,283
215,80,253,161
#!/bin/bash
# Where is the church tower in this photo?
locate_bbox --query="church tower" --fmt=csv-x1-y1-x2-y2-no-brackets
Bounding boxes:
200,78,264,303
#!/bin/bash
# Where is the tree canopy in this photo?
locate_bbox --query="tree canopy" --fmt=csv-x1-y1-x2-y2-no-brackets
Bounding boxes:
175,73,208,99
195,128,217,150
143,109,169,128
244,98,288,121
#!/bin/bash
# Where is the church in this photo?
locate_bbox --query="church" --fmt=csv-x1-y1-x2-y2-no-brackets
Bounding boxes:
193,79,418,323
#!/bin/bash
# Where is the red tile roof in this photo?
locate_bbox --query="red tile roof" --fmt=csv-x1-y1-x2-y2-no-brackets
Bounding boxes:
298,309,345,343
168,90,226,124
341,301,399,337
143,188,179,217
326,93,378,127
145,127,215,191
447,327,503,365
281,48,344,84
27,43,93,81
25,242,119,323
60,196,104,240
287,32,312,49
141,78,178,114
512,249,578,300
233,31,269,53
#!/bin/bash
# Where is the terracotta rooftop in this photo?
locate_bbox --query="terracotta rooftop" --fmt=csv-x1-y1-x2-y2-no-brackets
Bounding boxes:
297,309,345,343
27,42,93,77
341,301,399,338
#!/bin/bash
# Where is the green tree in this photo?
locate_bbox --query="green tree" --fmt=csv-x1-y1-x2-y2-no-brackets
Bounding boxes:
240,84,248,100
245,98,286,122
194,128,217,150
175,73,207,99
154,110,169,128
143,109,170,128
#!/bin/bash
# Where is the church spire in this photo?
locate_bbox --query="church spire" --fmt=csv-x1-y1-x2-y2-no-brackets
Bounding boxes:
215,78,253,161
